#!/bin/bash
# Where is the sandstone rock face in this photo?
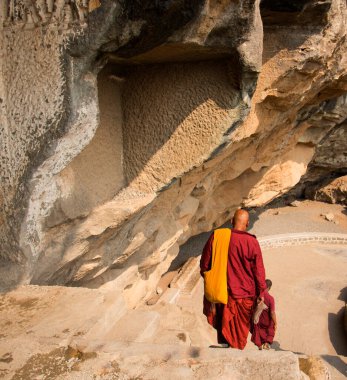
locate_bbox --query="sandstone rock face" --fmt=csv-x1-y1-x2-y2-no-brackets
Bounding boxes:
299,356,331,380
290,116,347,200
0,0,347,301
306,175,347,205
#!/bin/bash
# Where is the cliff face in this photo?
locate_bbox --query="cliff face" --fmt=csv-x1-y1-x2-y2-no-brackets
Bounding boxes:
0,0,346,298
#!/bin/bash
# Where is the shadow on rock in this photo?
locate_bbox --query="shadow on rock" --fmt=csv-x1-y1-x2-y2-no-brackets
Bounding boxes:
321,355,347,378
328,307,347,356
271,341,304,355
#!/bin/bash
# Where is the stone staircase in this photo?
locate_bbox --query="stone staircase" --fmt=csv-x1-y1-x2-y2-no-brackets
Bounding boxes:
0,268,334,380
69,259,310,380
70,252,337,379
169,256,201,296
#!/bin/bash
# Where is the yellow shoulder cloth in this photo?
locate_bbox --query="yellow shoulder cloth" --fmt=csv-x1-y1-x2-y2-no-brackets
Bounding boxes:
204,228,231,304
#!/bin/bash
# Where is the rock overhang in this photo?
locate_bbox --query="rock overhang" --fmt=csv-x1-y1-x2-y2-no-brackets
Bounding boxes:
0,0,347,298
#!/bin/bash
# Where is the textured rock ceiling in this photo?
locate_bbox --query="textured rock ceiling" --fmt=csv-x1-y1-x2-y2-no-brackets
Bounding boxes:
0,1,346,303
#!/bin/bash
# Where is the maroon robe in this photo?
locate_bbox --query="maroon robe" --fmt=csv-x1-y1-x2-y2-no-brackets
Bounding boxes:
200,229,267,349
251,290,275,347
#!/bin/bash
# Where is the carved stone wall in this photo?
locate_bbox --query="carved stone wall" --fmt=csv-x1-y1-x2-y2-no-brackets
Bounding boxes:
1,0,98,28
0,0,262,291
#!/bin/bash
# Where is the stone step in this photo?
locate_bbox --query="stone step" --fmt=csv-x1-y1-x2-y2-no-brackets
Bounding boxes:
160,287,181,304
100,310,160,343
180,267,201,296
169,256,201,296
83,294,127,342
72,341,303,380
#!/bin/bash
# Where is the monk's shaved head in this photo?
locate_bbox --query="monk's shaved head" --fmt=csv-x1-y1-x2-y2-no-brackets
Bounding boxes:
232,209,249,231
234,209,249,223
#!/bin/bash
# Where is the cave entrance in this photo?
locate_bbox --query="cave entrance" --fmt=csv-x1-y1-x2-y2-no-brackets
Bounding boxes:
260,0,331,26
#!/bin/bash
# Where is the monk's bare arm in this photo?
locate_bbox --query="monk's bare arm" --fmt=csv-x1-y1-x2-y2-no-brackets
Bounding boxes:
200,233,214,277
270,296,277,330
271,311,277,330
252,240,267,299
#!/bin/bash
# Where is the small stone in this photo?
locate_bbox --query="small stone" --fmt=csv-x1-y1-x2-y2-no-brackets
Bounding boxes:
146,297,157,306
324,213,334,222
289,200,300,207
156,287,163,295
334,220,339,225
273,211,280,215
67,357,78,369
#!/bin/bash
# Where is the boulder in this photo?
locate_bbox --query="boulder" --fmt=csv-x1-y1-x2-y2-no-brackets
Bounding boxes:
299,356,331,380
306,175,347,205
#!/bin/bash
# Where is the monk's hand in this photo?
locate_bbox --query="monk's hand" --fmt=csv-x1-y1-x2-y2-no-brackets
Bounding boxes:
257,296,264,304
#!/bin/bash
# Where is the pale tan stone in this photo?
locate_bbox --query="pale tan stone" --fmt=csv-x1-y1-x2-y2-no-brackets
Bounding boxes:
308,176,347,205
299,356,331,380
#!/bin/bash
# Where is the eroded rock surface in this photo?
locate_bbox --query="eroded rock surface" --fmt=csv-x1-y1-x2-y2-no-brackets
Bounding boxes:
0,0,347,305
306,175,347,205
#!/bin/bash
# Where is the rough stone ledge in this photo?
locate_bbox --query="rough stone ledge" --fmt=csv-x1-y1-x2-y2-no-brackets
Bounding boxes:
259,233,347,249
170,257,200,295
72,340,303,380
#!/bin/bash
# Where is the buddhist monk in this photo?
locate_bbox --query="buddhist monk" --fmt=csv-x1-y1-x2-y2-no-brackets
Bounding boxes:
200,209,267,350
251,279,277,350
